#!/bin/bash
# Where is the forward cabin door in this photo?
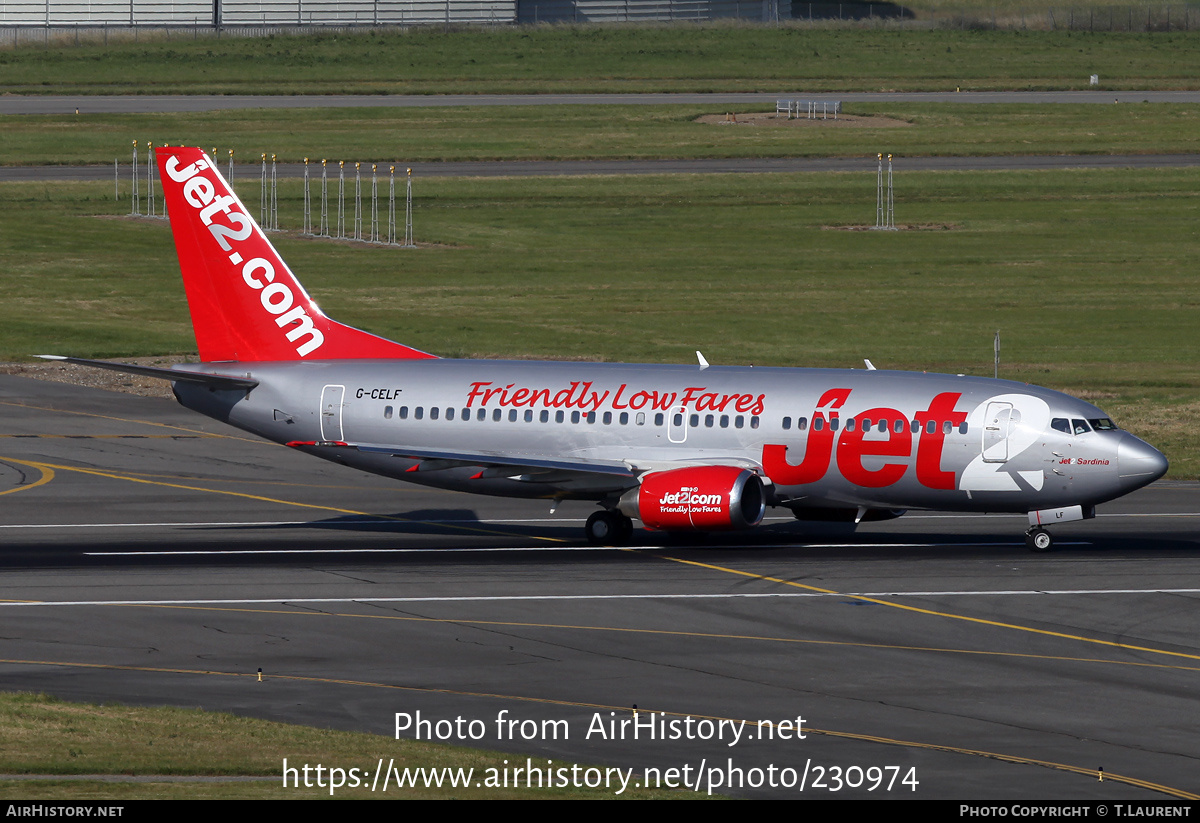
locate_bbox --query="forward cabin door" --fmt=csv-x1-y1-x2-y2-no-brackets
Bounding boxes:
981,401,1014,463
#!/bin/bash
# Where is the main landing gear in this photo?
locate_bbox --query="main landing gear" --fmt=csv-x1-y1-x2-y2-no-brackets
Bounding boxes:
1025,527,1053,552
585,509,635,546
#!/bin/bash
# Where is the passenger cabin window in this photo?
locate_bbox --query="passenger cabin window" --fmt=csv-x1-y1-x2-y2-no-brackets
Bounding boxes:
384,406,393,419
399,406,409,420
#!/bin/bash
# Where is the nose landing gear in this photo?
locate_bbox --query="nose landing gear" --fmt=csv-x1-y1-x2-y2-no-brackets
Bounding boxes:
1026,527,1053,552
1025,505,1093,552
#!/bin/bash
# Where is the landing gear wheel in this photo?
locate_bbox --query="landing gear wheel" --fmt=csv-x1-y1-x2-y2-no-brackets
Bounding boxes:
585,510,633,546
1026,527,1053,552
616,513,635,545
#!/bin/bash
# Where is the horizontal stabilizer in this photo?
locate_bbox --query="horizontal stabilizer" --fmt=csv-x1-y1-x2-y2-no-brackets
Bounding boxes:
35,356,259,389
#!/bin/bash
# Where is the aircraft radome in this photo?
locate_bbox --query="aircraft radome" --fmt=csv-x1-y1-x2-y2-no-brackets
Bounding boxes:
41,147,1168,552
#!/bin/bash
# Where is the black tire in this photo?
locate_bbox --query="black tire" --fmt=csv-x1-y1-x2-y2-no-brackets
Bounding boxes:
586,510,631,546
1026,528,1053,552
616,513,635,545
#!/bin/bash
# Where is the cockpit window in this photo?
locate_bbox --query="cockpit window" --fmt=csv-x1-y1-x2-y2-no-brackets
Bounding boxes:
1089,417,1118,431
1072,419,1091,435
1051,418,1070,434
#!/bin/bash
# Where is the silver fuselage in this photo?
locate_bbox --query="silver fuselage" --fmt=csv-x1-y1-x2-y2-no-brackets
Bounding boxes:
172,358,1166,515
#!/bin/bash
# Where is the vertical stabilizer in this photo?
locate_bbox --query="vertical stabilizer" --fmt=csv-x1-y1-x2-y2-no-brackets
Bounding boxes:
155,146,436,363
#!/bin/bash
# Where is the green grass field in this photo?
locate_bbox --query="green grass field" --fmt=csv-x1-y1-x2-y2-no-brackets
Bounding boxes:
0,29,1194,469
0,693,696,799
6,102,1200,166
6,167,1198,475
2,25,1200,94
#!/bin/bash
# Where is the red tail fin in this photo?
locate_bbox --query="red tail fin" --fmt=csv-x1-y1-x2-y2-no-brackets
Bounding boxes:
156,146,436,363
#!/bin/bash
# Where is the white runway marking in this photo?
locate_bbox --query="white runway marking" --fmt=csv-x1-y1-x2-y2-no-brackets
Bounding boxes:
2,519,575,529
1,511,1195,531
3,587,1198,608
80,541,1092,557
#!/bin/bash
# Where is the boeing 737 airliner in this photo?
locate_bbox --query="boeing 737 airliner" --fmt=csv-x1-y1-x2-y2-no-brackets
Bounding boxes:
41,147,1169,551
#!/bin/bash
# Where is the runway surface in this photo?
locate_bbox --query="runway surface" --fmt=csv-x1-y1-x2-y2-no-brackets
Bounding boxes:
1,374,1197,799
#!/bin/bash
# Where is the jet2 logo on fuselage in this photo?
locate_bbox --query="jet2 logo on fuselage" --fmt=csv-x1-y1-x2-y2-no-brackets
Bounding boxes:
762,389,967,491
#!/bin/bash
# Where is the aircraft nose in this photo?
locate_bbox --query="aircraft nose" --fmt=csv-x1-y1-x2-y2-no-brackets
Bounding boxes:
1117,434,1169,487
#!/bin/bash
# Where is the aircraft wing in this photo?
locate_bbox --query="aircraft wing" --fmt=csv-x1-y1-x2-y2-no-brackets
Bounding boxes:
346,443,763,477
292,441,763,494
348,442,640,483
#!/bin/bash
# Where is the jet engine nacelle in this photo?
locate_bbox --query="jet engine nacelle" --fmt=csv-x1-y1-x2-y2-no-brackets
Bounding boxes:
618,466,766,531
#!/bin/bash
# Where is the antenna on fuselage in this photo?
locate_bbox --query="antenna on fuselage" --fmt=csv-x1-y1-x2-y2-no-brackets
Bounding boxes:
697,351,710,371
995,330,1001,378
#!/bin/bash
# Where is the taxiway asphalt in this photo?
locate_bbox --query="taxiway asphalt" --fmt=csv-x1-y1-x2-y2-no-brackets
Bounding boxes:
7,153,1200,183
1,374,1197,799
5,90,1200,116
4,89,1198,182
